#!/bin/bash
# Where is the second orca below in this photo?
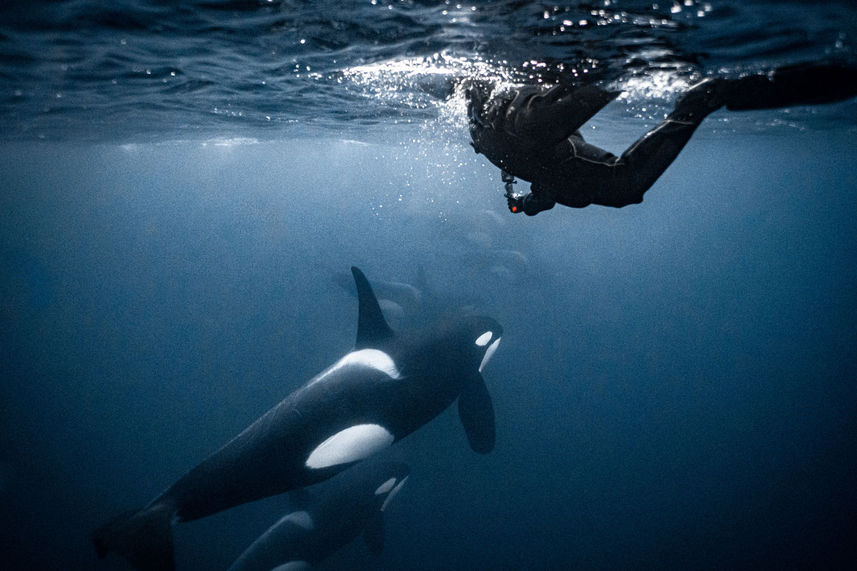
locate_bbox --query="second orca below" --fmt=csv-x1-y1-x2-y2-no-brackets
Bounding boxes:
92,266,502,571
228,461,411,571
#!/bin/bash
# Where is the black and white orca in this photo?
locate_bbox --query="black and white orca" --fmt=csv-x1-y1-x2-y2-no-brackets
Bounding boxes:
228,461,410,571
333,269,424,318
92,266,502,571
333,265,480,328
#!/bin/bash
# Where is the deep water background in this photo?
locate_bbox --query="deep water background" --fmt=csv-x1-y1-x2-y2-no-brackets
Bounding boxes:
2,0,857,569
3,121,856,569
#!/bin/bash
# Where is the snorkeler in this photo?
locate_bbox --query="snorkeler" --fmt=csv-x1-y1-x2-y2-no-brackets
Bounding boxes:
465,62,857,215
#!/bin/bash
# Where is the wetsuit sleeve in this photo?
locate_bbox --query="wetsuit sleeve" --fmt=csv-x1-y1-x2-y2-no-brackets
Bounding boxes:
510,84,621,148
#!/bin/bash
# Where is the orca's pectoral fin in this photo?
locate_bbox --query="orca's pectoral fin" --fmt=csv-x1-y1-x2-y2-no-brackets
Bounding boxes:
363,510,385,555
458,372,496,454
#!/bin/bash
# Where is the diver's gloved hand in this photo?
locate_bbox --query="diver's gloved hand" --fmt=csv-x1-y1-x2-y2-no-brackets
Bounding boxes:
674,77,727,120
506,194,524,214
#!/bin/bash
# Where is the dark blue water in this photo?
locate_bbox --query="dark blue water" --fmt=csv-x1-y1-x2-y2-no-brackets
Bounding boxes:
2,1,856,570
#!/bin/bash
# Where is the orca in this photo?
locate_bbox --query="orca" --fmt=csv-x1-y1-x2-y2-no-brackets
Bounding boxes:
332,269,423,321
228,461,410,571
334,265,481,329
92,266,502,571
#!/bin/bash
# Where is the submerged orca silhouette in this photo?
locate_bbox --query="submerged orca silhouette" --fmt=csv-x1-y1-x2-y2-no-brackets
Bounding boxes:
228,461,411,571
92,266,502,571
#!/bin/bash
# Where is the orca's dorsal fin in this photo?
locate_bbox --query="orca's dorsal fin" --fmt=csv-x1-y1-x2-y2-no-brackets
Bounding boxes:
352,266,394,349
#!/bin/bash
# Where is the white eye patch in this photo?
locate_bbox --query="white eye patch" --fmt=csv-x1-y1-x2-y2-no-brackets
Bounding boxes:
475,331,493,346
374,477,397,496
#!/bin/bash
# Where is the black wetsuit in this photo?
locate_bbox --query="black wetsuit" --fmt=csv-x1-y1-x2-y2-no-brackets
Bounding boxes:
467,63,857,215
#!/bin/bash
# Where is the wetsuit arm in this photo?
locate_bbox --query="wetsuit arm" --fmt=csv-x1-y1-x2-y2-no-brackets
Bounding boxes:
510,84,621,147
